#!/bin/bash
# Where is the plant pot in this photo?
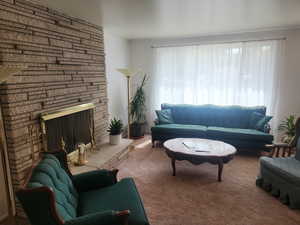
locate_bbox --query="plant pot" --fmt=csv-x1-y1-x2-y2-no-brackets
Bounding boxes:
109,134,121,145
130,123,145,139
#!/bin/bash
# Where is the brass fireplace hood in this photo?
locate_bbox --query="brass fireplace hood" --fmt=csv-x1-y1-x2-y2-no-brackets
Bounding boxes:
41,103,95,121
40,103,95,135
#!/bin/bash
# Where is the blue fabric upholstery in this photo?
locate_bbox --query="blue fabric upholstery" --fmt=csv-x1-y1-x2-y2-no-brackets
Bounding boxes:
207,127,273,142
161,103,266,128
28,154,78,221
151,124,207,137
256,136,300,208
260,157,300,184
152,103,273,150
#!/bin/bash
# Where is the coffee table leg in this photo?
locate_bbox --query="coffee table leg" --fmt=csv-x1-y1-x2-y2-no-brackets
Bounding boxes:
171,158,176,176
218,159,223,182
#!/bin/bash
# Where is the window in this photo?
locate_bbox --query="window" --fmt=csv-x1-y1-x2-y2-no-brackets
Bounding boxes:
151,40,283,114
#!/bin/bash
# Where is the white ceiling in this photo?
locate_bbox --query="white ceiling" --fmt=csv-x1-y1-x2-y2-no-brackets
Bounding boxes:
42,0,300,39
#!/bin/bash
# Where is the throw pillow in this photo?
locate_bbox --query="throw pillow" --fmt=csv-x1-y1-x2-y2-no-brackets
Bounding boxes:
251,112,272,131
249,112,264,129
156,109,174,124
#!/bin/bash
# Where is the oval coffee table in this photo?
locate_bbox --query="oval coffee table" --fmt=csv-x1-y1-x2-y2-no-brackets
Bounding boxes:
163,138,237,182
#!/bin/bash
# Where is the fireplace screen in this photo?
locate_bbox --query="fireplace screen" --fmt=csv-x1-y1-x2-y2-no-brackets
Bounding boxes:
41,103,95,153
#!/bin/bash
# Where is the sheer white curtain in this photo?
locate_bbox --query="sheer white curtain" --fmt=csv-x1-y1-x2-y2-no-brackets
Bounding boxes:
150,40,284,127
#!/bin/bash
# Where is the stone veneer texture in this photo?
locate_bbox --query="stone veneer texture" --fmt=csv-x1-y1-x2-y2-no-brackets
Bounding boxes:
0,0,108,218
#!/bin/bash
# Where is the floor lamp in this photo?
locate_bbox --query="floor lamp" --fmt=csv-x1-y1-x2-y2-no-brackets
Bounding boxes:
117,68,137,139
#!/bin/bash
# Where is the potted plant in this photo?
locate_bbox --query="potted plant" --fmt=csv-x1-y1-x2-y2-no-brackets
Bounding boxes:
278,115,296,143
130,74,147,138
107,118,123,145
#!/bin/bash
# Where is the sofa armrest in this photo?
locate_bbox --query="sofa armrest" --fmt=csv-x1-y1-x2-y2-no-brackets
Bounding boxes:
64,210,130,225
154,119,159,125
73,169,118,192
263,123,271,133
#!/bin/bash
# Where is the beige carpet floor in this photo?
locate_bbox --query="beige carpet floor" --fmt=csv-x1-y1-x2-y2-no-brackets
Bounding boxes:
117,138,300,225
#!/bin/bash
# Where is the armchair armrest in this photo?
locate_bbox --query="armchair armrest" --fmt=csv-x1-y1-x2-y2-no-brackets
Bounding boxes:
264,143,294,158
64,210,130,225
73,169,118,192
154,119,159,125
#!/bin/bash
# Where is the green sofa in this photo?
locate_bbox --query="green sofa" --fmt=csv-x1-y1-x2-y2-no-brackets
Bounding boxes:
17,152,149,225
151,104,273,150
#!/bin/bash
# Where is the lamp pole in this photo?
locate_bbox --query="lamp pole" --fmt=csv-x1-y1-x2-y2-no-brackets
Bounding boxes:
126,75,131,139
117,68,139,139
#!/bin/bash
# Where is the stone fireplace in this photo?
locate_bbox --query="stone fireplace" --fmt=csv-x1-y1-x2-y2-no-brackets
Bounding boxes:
0,0,108,219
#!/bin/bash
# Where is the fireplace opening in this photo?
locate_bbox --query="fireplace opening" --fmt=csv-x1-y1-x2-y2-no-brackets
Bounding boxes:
41,103,95,155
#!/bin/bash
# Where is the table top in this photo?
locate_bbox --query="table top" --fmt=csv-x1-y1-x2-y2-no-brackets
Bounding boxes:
163,138,237,157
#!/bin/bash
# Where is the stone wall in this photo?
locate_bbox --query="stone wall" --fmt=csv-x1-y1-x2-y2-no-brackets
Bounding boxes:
0,0,108,218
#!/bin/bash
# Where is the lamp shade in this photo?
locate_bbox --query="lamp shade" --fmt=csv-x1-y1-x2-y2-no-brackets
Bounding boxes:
117,68,138,78
0,65,27,83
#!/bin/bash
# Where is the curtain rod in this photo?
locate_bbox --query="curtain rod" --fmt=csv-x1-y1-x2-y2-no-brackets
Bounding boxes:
151,37,287,48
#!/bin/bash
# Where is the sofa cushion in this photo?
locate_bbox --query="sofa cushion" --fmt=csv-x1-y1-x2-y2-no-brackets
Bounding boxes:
155,109,174,124
151,124,207,137
207,126,273,142
78,178,149,225
260,156,300,184
161,103,266,129
28,154,78,221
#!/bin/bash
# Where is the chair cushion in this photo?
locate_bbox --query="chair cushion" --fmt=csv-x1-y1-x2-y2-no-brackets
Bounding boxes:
207,126,273,142
78,178,149,225
28,154,78,221
260,157,300,184
151,124,207,137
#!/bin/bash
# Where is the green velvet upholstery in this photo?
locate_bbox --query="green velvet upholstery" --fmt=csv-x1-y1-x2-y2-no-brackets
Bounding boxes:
256,137,300,209
17,154,149,225
64,211,122,225
152,103,273,150
72,170,118,192
27,154,78,221
79,178,148,225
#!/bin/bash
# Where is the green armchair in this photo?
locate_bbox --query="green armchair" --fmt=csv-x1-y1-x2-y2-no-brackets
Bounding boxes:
17,151,149,225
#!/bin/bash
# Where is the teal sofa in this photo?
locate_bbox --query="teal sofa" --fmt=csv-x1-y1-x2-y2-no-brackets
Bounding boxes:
151,104,273,150
17,152,149,225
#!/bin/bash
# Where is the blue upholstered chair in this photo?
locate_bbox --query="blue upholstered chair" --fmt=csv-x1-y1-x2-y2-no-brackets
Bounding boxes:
256,117,300,209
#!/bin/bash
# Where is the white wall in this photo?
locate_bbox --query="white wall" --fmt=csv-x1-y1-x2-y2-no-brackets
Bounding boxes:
130,29,300,137
104,32,130,126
